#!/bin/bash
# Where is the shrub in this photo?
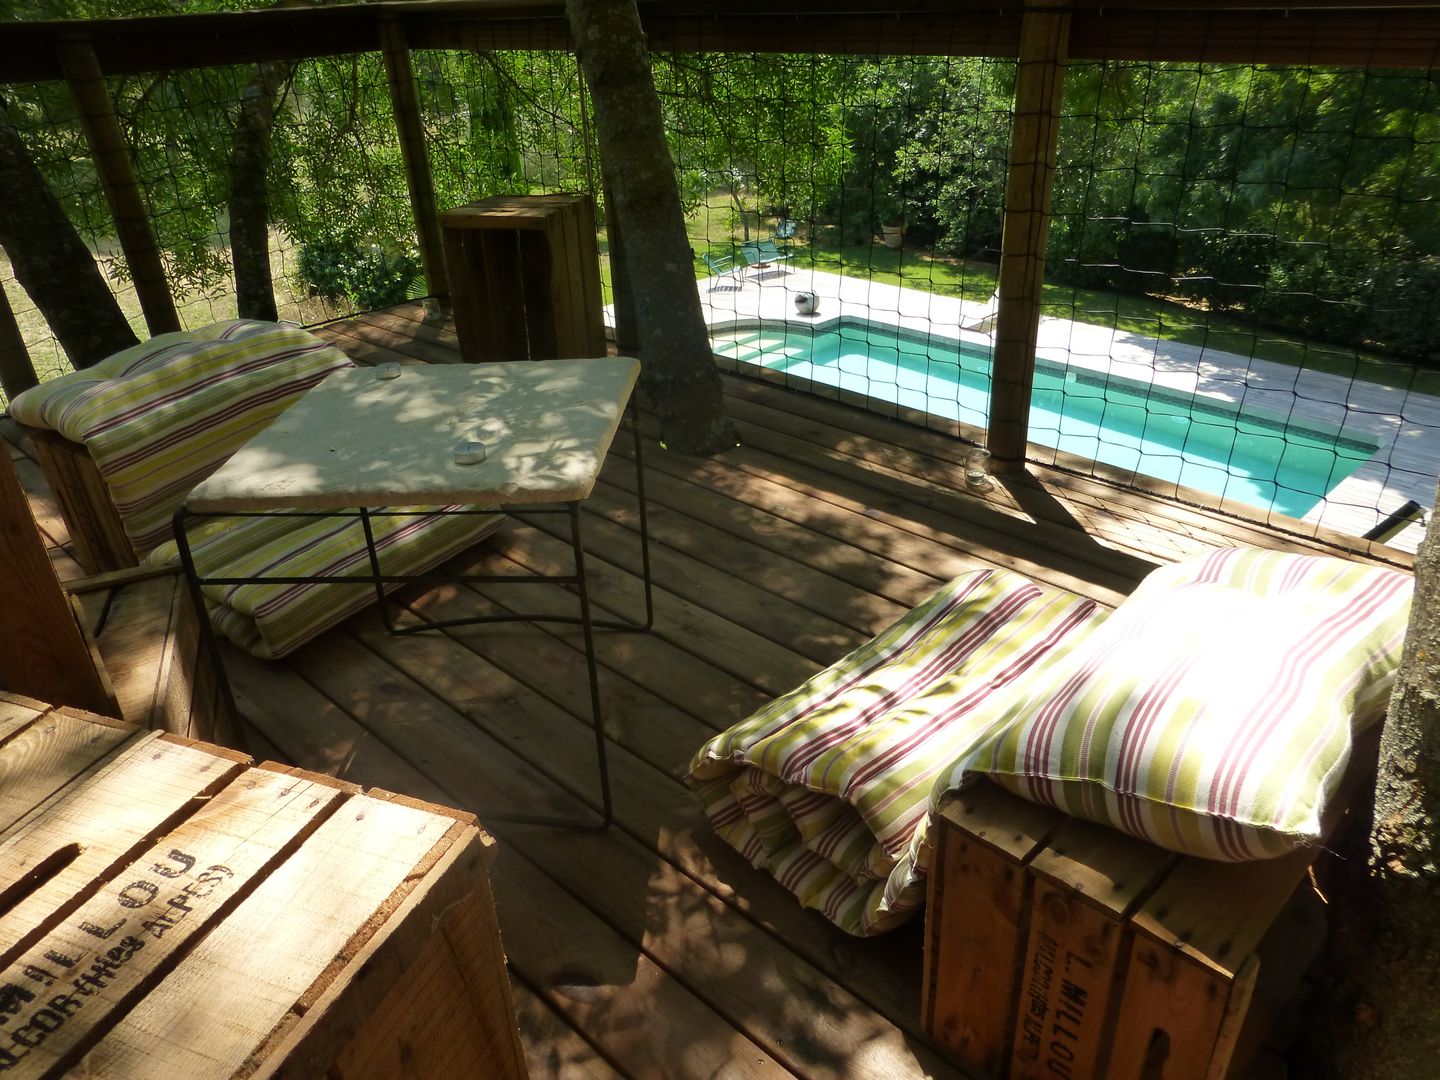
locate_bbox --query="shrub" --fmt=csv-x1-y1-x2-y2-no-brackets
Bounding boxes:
298,237,423,311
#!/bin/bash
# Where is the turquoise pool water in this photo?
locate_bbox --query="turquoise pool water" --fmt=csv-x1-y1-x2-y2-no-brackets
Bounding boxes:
713,318,1378,518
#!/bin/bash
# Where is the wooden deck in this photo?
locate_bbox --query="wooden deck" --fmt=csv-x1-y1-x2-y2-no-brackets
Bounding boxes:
4,302,1410,1080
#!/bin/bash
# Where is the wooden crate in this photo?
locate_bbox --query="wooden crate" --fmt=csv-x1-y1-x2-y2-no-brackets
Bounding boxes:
923,781,1328,1080
24,426,138,575
439,195,606,363
0,693,528,1079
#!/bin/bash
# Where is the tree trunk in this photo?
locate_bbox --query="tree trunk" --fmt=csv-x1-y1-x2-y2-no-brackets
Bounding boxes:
0,98,137,369
0,278,38,400
228,61,292,322
565,0,737,455
1308,476,1440,1077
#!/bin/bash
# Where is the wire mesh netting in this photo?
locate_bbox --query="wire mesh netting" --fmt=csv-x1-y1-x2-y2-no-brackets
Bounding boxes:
1043,60,1440,549
680,53,1015,442
2,27,1437,552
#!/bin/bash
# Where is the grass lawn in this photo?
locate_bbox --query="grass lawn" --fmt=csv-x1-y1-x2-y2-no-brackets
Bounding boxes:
686,193,1440,398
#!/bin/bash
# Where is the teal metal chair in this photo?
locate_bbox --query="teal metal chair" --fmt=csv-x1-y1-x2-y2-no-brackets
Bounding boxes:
700,251,742,291
739,239,793,275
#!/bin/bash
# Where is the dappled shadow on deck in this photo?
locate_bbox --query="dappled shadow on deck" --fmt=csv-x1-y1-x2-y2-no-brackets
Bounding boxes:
7,300,1405,1080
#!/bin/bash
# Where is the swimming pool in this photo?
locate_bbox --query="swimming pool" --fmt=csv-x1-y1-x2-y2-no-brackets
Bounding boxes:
712,318,1379,518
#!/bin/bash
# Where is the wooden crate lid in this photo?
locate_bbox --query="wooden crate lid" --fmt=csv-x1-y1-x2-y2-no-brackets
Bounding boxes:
0,697,495,1079
440,194,590,230
933,780,1066,864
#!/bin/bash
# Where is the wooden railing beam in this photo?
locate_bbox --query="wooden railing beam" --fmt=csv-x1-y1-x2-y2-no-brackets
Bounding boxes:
58,38,181,337
988,6,1070,465
379,15,450,303
5,3,1440,83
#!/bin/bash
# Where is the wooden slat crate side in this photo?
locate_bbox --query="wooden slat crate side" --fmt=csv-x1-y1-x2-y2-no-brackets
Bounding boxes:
158,586,243,748
1009,819,1175,1080
0,694,52,742
0,709,136,838
80,793,475,1077
265,826,526,1080
520,227,559,359
1106,845,1321,1080
1214,880,1328,1079
923,785,1066,1077
0,767,346,1077
24,427,137,575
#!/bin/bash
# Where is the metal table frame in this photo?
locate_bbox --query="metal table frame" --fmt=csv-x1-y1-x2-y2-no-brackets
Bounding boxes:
172,401,652,832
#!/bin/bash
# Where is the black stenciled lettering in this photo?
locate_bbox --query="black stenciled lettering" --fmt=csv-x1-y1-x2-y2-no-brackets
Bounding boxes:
19,966,55,986
141,911,177,941
180,866,234,903
0,1045,25,1068
1049,1039,1076,1063
10,1021,46,1048
166,891,194,916
27,1009,62,1035
47,995,80,1019
80,918,124,941
1046,1058,1074,1078
42,950,77,971
117,880,159,909
150,850,196,879
0,984,33,1019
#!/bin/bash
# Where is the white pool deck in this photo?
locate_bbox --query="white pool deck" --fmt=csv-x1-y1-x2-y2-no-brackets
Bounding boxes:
690,264,1438,554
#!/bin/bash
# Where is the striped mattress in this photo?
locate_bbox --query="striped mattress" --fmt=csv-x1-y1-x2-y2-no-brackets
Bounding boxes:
687,569,1107,936
12,320,503,659
10,319,353,557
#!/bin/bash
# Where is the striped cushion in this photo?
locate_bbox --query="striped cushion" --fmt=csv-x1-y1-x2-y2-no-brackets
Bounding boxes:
9,320,353,557
689,569,1106,935
147,508,504,659
956,548,1413,861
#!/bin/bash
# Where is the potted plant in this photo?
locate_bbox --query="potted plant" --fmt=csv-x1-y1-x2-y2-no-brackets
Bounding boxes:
876,193,907,249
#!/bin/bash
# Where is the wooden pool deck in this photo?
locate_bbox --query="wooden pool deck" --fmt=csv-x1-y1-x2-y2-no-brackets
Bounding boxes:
3,302,1410,1079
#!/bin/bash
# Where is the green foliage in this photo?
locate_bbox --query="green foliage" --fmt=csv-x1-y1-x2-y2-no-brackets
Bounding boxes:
296,237,421,312
1044,61,1440,363
4,6,1439,376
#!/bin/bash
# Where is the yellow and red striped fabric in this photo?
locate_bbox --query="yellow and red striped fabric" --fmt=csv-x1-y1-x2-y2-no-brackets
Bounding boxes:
14,321,503,659
10,320,352,556
956,548,1412,861
688,569,1106,936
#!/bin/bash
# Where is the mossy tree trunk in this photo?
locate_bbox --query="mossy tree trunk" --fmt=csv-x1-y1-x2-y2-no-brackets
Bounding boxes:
565,0,737,455
1311,474,1440,1076
0,97,137,371
229,61,292,322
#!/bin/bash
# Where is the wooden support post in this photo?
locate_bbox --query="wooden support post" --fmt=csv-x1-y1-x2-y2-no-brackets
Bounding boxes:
58,36,180,337
988,6,1070,464
0,451,118,715
0,277,39,401
379,15,449,304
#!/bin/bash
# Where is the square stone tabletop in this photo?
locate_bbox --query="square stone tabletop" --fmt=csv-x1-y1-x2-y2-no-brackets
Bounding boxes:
186,357,642,512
